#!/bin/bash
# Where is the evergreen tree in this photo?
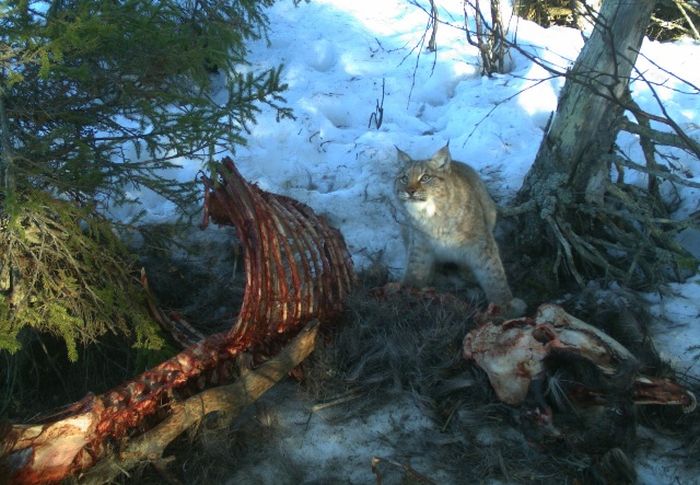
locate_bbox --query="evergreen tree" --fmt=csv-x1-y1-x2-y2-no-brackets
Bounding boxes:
1,0,290,207
0,0,290,363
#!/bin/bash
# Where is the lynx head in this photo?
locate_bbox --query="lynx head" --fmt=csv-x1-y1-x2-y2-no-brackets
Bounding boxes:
395,144,452,203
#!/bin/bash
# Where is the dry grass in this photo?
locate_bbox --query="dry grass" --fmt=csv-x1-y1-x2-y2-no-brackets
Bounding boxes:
298,282,588,483
297,276,700,483
96,267,700,484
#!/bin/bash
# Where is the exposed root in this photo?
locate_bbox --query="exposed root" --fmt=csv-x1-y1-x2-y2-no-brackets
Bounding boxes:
513,175,697,294
544,213,585,287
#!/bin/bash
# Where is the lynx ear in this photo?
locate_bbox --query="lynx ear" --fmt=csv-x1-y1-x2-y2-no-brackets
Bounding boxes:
428,143,451,170
395,146,413,165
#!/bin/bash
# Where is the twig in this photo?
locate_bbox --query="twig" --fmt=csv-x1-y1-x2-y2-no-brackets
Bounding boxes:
607,153,700,189
404,1,439,105
462,75,557,146
367,79,386,130
633,49,700,94
371,456,437,485
440,399,462,432
311,389,365,412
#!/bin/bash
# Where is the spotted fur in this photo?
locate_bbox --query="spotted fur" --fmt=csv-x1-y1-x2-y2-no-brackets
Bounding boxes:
395,144,525,317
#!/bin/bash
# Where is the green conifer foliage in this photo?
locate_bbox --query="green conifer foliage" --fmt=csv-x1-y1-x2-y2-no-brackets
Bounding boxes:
0,0,290,206
0,1,290,364
0,192,162,361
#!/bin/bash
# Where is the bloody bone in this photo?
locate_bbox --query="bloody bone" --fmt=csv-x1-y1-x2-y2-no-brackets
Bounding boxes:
463,303,696,413
0,158,354,484
202,157,354,342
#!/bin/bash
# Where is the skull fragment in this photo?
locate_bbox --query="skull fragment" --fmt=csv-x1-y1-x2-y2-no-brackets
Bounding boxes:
463,304,696,413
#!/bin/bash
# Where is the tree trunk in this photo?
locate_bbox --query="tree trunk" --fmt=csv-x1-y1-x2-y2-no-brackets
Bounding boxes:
0,90,15,200
513,0,657,286
520,0,655,200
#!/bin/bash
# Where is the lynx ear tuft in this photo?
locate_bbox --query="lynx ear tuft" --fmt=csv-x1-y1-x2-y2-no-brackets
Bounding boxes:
428,144,452,170
395,146,413,164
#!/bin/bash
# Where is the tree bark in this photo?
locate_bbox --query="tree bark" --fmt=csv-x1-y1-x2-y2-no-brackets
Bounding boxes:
519,0,655,200
514,0,657,280
0,90,15,199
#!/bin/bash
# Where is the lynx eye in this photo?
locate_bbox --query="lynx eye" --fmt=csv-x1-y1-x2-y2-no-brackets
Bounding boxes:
420,174,433,183
399,175,408,184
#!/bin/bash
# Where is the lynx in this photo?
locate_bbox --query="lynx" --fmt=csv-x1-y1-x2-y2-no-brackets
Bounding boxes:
394,144,525,317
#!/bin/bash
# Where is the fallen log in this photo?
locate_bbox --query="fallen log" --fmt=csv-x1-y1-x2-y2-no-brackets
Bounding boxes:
78,321,320,485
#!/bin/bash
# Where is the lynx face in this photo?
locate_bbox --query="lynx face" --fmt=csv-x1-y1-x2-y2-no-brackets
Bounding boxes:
394,147,450,208
395,165,440,202
395,150,450,223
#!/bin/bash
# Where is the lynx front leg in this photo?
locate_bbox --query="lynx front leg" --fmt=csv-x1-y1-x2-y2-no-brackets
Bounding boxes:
463,238,525,317
402,231,435,287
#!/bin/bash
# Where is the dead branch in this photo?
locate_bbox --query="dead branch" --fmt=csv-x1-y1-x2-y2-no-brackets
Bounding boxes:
623,92,662,196
77,321,320,485
428,0,438,51
371,456,437,485
0,157,354,484
619,117,700,160
672,0,699,39
608,153,700,190
629,64,700,163
464,0,510,76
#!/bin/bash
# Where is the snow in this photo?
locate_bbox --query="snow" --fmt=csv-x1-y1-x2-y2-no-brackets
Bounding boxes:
635,426,698,485
118,0,700,482
646,274,700,379
224,382,455,485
